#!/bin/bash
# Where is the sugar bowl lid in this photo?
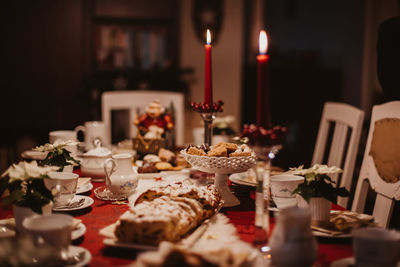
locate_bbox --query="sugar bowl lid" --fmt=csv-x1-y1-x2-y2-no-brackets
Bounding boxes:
83,139,111,157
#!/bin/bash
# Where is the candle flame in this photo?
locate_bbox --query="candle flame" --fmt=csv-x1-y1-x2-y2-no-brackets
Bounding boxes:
206,29,212,44
259,30,268,54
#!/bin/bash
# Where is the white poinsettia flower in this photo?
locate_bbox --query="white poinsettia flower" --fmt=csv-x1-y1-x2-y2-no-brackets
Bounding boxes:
34,143,54,152
1,161,58,182
285,164,342,176
34,140,78,152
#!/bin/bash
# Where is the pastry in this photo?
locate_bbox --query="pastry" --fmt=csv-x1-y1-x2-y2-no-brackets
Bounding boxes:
229,152,252,157
155,162,173,171
187,146,207,156
158,148,176,163
213,142,238,153
115,180,221,245
207,146,228,157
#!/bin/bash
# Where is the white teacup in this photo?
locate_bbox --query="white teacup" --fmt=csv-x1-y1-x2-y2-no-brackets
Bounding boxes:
270,175,304,209
75,121,106,150
44,172,79,208
49,130,78,157
353,227,400,267
23,214,73,260
49,130,77,144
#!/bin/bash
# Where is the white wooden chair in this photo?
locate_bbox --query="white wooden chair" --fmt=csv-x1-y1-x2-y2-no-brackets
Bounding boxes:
312,102,365,208
352,101,400,228
101,90,185,146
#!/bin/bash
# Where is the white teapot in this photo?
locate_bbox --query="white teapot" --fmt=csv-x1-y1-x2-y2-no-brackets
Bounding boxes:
103,153,138,196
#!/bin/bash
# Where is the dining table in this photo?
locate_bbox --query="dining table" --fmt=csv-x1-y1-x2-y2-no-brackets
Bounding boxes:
0,170,353,267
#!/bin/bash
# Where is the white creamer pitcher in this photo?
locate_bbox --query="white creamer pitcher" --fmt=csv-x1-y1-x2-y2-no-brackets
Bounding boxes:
103,153,138,197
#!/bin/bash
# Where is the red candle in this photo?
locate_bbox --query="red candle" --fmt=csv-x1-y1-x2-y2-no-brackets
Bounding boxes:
205,29,213,105
256,30,270,127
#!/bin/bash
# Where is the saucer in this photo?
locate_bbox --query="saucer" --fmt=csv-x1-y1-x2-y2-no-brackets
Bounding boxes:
53,196,94,211
21,150,48,160
94,186,128,201
71,223,86,240
76,183,93,194
66,246,91,267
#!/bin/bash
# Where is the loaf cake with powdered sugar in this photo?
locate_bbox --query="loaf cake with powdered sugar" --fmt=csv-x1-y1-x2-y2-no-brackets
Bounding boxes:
114,179,221,245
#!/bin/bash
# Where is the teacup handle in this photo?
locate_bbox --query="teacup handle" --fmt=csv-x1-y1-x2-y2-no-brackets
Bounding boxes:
74,125,86,141
104,158,116,187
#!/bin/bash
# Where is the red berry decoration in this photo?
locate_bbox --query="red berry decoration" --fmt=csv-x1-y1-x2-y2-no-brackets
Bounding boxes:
190,100,224,113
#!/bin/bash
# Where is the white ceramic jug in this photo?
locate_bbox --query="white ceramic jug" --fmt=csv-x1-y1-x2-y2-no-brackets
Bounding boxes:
269,207,317,267
103,153,138,196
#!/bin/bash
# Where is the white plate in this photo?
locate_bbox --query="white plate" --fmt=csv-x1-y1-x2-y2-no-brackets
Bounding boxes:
71,223,86,240
103,238,157,250
229,173,256,187
331,257,400,267
312,230,352,238
66,246,92,267
21,150,48,160
0,219,86,241
137,169,190,179
53,196,94,211
76,183,93,194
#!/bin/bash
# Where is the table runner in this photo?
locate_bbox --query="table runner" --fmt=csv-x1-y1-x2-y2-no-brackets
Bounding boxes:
0,178,353,267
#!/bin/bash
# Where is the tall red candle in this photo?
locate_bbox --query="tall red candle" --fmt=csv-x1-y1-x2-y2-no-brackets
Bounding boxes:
256,30,270,127
205,29,213,105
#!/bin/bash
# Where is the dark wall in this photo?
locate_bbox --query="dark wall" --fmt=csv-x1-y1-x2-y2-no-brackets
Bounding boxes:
241,0,366,169
0,0,90,147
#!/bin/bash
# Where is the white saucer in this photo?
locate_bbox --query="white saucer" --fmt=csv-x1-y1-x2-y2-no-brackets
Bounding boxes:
229,173,256,187
76,183,93,194
330,257,400,267
21,150,48,160
72,223,86,240
94,186,127,201
66,246,92,267
53,196,94,211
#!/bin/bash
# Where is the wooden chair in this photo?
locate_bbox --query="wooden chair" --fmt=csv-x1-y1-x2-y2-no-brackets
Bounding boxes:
352,101,400,228
312,102,364,208
101,90,185,146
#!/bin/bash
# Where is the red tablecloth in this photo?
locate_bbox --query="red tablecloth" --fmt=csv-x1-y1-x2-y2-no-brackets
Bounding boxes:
1,180,353,267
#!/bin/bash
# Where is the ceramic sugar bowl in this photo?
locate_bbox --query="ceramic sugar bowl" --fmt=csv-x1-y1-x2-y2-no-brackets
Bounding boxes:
81,140,111,182
103,153,138,197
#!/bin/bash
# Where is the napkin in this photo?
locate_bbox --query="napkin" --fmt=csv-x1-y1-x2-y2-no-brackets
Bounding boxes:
77,178,91,188
312,210,376,235
132,214,258,267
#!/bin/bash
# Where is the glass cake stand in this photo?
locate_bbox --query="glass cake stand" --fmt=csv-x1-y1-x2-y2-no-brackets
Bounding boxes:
181,150,257,207
94,186,128,201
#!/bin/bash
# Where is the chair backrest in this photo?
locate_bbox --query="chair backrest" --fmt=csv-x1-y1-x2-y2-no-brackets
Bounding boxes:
101,90,185,146
351,101,400,228
312,102,365,208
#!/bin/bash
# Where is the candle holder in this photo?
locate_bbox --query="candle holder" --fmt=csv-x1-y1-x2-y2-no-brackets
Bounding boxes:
200,112,216,146
191,100,224,146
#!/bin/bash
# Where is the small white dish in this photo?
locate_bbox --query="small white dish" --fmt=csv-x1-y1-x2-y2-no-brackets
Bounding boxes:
71,223,86,240
330,257,355,267
229,173,256,187
53,196,94,211
312,230,352,238
331,257,400,267
76,183,93,194
21,150,48,160
103,238,157,251
66,245,92,267
94,186,128,201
